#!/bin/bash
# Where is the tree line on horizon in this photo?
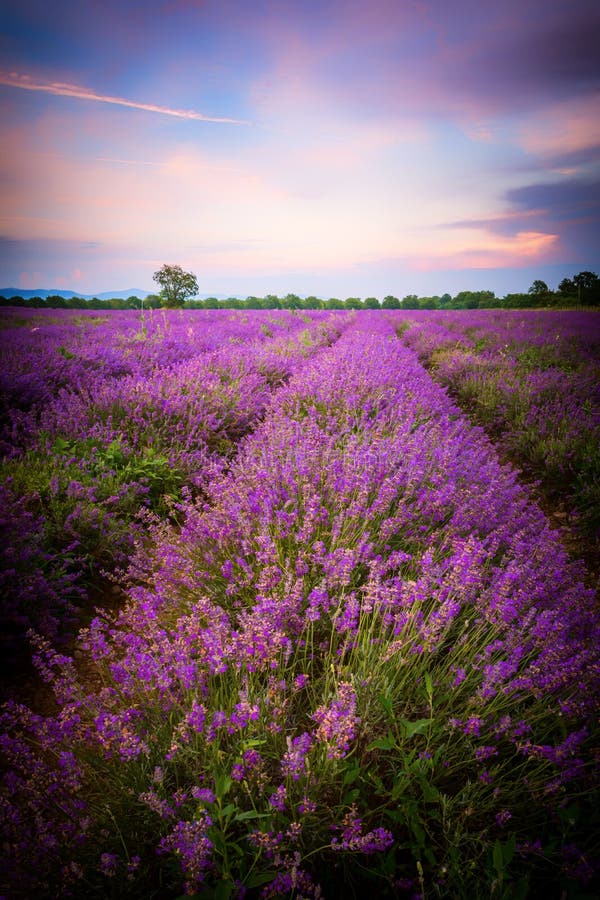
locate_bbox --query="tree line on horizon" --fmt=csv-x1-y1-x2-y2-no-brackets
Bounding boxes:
1,271,598,311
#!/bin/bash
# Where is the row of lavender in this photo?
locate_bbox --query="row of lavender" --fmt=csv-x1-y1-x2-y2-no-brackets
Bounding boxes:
1,306,285,423
392,309,600,542
0,308,350,662
2,312,598,897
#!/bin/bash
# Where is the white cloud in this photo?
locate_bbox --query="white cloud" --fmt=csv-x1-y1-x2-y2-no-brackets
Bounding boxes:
0,71,250,124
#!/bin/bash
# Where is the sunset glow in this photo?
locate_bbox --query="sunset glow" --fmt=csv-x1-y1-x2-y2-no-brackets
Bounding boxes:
1,0,598,297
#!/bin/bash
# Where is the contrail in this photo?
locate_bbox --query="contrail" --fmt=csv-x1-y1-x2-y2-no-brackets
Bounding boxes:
0,71,250,124
95,157,164,166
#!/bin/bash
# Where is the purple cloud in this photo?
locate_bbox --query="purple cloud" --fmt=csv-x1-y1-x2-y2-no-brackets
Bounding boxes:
444,178,600,263
505,179,600,258
439,2,600,112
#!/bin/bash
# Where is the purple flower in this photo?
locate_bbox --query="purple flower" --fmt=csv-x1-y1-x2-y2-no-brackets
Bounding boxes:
313,682,359,759
331,805,394,854
281,732,313,780
158,812,214,892
186,701,206,734
191,787,216,804
99,852,119,877
298,796,317,815
293,673,309,690
269,784,287,812
475,745,498,761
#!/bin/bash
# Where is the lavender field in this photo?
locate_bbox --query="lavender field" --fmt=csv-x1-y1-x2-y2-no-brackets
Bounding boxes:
1,308,599,898
396,309,600,545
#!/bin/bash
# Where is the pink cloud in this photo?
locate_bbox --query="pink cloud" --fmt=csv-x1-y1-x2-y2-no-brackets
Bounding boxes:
18,271,44,289
410,231,559,271
517,95,600,159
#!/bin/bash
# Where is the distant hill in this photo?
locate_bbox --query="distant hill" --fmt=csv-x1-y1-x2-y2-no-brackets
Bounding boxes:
0,288,153,300
0,288,237,301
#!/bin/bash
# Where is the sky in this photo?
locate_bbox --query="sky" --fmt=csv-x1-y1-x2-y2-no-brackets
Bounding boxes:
0,0,599,299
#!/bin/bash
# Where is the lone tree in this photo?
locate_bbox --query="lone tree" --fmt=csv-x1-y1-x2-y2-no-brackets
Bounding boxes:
152,264,199,308
528,279,549,295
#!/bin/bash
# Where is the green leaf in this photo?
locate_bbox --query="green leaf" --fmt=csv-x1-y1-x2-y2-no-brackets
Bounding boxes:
241,738,267,750
424,672,433,700
409,815,426,847
381,847,397,876
234,810,271,822
493,839,504,877
215,880,234,900
384,808,404,824
400,718,432,739
227,841,244,859
391,776,408,800
367,732,396,751
418,775,440,803
53,436,72,454
502,833,517,867
215,774,232,800
246,871,277,889
210,829,227,854
342,762,360,786
378,693,394,720
343,788,360,805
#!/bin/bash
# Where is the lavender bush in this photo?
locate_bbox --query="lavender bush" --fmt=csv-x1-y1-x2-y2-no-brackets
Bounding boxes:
1,311,597,897
0,309,349,656
394,309,600,542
